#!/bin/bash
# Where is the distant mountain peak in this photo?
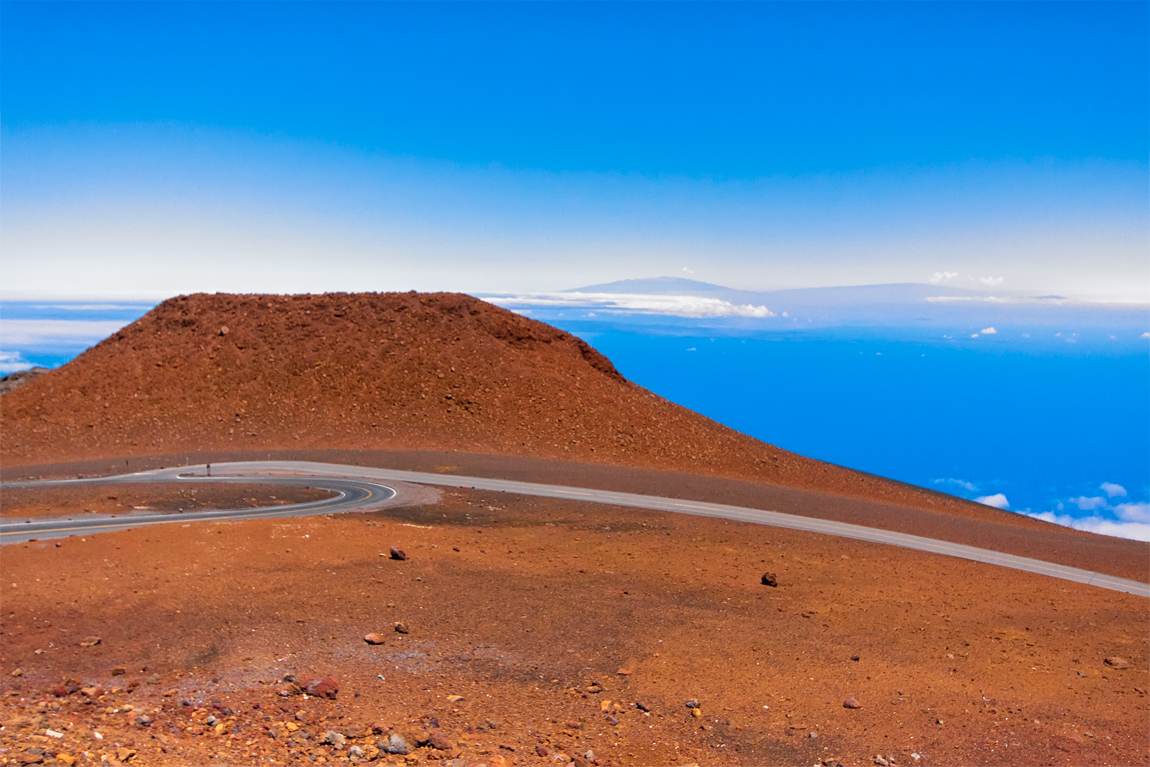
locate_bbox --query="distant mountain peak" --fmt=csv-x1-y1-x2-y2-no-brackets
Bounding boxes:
567,276,734,295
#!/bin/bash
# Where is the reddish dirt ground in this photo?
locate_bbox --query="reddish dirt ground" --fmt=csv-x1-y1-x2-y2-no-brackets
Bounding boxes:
0,490,1146,767
0,483,334,519
1,292,1147,767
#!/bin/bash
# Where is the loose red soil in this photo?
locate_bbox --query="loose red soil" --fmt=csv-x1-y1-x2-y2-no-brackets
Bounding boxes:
1,292,1147,767
0,491,1146,767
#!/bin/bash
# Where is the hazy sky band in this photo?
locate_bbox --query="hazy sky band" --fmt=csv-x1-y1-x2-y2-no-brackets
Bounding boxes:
2,2,1147,300
3,124,1146,300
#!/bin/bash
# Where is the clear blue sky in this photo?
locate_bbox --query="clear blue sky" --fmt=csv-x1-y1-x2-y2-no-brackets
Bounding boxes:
2,1,1147,298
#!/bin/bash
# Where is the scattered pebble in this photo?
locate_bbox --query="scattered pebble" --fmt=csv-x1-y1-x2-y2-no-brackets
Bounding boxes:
381,733,410,754
364,632,385,645
843,697,862,709
1104,657,1129,669
390,547,407,561
394,621,410,634
425,731,453,750
761,572,778,587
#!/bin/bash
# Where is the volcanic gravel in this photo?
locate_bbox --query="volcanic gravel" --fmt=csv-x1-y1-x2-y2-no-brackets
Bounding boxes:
1,291,1147,767
0,490,1146,767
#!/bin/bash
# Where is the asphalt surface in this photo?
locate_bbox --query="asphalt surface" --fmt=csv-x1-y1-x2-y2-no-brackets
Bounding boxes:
3,460,1146,598
0,473,395,544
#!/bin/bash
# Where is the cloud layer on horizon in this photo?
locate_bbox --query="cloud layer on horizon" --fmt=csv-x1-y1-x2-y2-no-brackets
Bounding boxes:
485,292,775,319
936,477,1149,541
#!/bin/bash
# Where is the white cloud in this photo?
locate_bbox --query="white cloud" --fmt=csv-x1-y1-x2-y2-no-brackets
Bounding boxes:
934,478,979,492
1100,482,1127,498
970,333,979,338
485,292,776,318
1069,495,1108,511
1142,332,1150,339
975,493,1010,509
0,319,128,347
925,295,1071,305
0,351,36,375
1025,511,1150,542
979,276,1005,287
681,266,694,275
979,327,997,334
1114,502,1150,524
30,303,153,312
928,271,959,284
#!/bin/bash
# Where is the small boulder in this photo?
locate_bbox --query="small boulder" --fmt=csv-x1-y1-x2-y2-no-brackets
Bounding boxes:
761,572,778,587
1104,657,1129,669
323,731,346,748
843,698,862,709
382,733,410,755
425,731,453,750
364,633,385,645
349,745,365,758
685,699,700,709
394,622,410,635
390,547,407,561
303,677,339,699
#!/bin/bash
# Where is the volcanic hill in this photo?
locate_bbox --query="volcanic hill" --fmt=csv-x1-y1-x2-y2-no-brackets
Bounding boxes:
0,292,1002,518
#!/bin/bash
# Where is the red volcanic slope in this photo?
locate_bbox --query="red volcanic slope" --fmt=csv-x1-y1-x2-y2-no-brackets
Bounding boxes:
1,291,1015,521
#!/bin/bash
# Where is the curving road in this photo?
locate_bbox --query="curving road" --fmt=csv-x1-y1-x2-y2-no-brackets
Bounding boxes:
1,473,396,544
3,460,1147,598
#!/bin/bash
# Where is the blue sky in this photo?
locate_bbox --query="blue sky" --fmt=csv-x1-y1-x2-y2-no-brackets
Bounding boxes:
2,1,1147,300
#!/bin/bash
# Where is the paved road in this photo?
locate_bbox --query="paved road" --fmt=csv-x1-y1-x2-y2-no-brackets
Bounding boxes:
3,460,1147,598
0,473,395,543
